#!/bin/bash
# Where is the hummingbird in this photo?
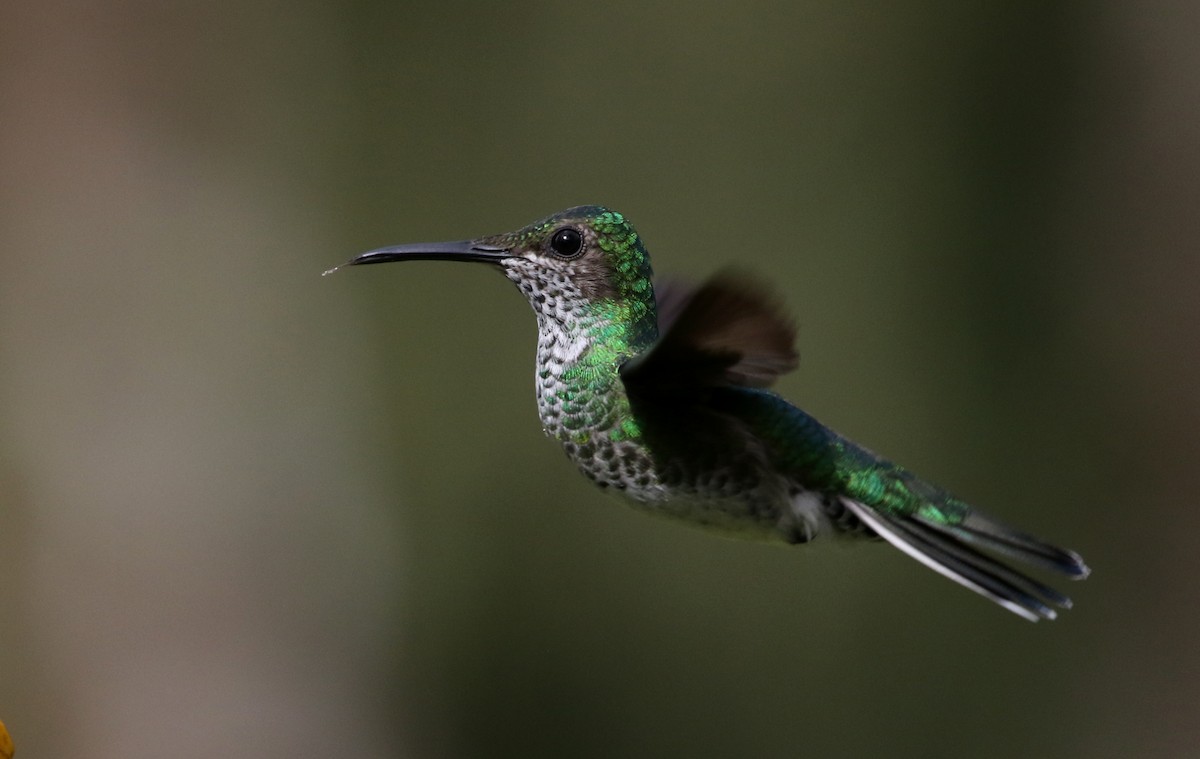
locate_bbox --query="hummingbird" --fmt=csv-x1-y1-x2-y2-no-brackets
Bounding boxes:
330,205,1090,621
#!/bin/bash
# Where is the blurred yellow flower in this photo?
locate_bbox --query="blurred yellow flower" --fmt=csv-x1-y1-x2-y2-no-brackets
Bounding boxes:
0,718,12,758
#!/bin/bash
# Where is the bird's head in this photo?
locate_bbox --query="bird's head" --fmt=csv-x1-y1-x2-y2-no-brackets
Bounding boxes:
336,206,658,337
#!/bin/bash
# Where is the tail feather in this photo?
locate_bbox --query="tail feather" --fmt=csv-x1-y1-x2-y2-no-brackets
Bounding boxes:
840,498,1080,622
889,517,1073,612
936,511,1092,579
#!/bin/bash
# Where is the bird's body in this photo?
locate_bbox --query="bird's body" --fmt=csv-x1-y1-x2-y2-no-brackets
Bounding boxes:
335,205,1090,621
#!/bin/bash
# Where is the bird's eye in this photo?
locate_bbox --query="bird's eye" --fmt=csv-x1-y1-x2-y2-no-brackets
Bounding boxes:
549,227,584,258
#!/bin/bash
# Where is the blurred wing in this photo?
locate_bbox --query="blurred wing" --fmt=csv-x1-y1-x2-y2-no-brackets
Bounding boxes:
650,275,696,336
623,270,798,398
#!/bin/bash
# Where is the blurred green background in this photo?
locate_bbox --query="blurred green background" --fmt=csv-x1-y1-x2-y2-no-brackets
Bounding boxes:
1,1,1195,757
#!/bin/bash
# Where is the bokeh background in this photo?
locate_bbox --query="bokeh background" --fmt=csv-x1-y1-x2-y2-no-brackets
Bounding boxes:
2,1,1196,757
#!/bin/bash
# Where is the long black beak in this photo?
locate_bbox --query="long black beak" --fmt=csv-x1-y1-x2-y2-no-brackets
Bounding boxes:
324,240,513,275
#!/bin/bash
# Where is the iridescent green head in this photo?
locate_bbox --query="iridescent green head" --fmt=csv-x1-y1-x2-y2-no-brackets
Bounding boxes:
339,206,658,341
481,206,653,302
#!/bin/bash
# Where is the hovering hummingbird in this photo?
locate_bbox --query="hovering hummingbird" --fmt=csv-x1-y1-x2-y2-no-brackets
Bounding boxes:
330,206,1089,621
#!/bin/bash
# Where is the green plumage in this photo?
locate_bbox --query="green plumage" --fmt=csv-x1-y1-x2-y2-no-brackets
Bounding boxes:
338,205,1090,621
